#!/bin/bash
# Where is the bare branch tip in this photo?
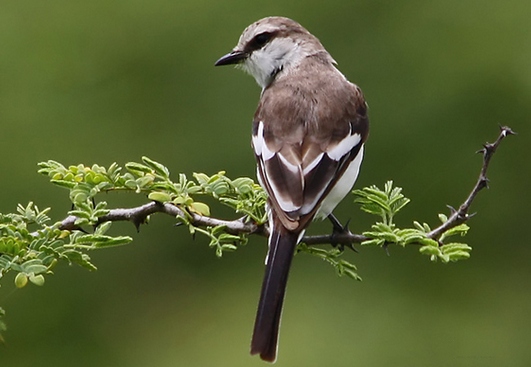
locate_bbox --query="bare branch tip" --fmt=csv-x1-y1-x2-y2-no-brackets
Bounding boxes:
499,125,516,137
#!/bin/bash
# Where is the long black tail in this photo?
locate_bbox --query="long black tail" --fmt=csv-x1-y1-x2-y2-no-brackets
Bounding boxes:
250,226,299,362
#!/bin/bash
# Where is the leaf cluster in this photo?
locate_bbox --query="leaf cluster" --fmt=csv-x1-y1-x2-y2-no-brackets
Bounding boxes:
38,157,268,257
0,202,104,291
354,181,472,262
297,243,362,281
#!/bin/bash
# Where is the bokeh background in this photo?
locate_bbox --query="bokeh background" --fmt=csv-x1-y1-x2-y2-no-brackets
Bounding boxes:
1,1,530,366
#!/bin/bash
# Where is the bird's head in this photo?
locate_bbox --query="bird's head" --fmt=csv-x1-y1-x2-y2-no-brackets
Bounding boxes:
215,16,333,88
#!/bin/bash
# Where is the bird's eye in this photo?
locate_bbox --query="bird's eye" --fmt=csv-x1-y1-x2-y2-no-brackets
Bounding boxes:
253,32,272,48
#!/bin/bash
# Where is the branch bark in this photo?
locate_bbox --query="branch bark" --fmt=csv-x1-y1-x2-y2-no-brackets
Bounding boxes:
59,201,262,235
58,126,514,247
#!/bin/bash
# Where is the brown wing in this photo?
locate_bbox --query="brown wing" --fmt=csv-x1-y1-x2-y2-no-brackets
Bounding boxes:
252,60,369,231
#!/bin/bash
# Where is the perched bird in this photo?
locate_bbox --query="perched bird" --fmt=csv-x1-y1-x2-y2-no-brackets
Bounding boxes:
215,16,369,362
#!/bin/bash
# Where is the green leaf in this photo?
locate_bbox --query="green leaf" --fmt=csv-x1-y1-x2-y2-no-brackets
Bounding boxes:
297,243,362,281
29,274,45,286
125,162,152,174
142,157,170,178
193,173,210,185
93,236,132,248
74,234,133,248
50,180,77,189
62,250,97,270
148,191,172,203
441,243,472,253
353,181,411,225
94,221,112,236
190,202,210,216
413,221,431,232
21,261,48,275
417,237,439,247
441,223,470,240
419,245,441,256
136,175,155,189
14,272,28,288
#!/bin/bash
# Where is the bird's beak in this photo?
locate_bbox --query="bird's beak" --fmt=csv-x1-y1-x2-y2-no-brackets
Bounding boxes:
214,50,247,66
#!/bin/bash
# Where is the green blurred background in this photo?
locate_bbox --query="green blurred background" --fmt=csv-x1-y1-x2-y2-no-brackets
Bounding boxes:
1,0,530,366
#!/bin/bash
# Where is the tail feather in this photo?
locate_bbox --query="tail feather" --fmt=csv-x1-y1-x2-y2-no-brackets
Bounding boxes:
250,227,299,362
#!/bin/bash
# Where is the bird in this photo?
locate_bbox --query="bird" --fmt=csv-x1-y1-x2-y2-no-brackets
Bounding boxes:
214,16,369,362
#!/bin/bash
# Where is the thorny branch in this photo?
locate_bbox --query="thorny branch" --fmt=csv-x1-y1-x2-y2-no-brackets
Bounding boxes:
58,126,514,248
426,126,515,240
59,201,262,235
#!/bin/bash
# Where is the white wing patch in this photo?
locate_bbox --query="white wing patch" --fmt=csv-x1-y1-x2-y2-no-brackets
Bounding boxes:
254,121,302,214
252,121,276,160
278,152,300,174
326,133,361,161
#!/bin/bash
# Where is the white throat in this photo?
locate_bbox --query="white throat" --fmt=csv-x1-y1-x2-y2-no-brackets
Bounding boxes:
240,37,307,88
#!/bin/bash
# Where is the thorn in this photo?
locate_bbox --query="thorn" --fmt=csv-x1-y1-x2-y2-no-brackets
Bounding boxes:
174,222,184,227
337,241,358,253
347,243,359,253
343,218,352,232
132,216,145,233
383,243,391,256
341,219,358,252
478,176,490,190
446,205,457,214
